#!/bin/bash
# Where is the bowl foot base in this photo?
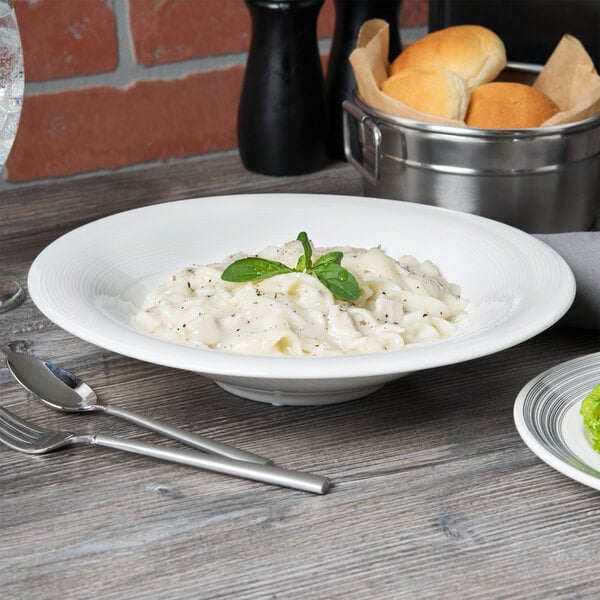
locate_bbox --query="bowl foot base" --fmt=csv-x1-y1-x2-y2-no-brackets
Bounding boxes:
215,381,386,406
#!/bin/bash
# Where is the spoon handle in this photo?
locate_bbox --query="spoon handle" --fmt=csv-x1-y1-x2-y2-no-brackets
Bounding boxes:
102,405,272,465
89,434,330,494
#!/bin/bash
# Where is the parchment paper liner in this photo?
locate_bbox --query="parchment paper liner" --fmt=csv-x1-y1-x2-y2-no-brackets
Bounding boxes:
349,19,600,128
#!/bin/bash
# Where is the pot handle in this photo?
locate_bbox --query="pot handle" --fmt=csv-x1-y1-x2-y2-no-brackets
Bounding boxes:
342,100,381,186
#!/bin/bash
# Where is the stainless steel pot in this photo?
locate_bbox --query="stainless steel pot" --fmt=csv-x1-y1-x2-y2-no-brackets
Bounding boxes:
343,66,600,233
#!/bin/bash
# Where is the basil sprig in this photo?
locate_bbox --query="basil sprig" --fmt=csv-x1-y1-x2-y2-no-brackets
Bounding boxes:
221,232,360,302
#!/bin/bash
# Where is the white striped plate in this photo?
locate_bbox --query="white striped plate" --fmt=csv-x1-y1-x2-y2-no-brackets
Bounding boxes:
514,353,600,490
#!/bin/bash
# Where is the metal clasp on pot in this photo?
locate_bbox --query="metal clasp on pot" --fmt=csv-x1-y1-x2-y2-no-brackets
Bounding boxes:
342,100,382,185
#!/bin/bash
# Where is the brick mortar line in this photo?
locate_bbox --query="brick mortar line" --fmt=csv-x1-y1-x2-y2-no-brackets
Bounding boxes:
117,0,139,77
23,24,427,97
24,51,251,96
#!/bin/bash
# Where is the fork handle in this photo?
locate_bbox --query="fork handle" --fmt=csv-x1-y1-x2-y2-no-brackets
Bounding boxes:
89,434,330,495
101,405,271,465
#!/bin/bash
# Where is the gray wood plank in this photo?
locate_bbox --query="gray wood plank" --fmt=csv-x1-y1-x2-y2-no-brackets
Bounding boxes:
0,156,598,600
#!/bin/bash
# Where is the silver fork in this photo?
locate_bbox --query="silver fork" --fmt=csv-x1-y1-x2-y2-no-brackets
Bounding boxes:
0,406,330,494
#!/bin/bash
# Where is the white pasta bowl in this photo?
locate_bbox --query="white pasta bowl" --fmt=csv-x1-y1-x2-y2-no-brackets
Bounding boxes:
28,193,575,406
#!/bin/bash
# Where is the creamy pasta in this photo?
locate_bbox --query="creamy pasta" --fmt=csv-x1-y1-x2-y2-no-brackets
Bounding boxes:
134,240,469,356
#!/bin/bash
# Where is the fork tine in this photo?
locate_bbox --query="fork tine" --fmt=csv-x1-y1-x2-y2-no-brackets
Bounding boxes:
0,406,52,437
0,418,37,444
0,406,72,454
0,411,40,446
0,406,52,445
0,427,38,451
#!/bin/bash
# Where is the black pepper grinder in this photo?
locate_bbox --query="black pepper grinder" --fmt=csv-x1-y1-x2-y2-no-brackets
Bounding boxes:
237,0,328,176
326,0,402,159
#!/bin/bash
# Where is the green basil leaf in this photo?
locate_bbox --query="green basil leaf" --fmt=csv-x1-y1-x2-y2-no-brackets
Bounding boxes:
221,257,293,282
221,233,361,303
313,263,360,302
296,231,312,270
313,251,343,268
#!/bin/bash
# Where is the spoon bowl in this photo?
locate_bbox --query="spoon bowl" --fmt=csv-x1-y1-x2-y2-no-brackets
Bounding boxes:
5,352,271,465
33,360,98,411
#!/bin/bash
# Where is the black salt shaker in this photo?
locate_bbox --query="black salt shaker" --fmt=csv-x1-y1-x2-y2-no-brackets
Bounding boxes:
326,0,402,159
237,0,328,176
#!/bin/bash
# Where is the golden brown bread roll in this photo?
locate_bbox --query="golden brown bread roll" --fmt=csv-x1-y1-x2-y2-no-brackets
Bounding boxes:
390,25,506,91
380,65,470,120
465,82,560,128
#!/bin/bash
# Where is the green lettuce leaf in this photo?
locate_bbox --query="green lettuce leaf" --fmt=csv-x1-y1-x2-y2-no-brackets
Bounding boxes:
580,383,600,451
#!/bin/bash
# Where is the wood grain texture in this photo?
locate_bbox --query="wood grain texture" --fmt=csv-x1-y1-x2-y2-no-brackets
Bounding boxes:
0,156,599,599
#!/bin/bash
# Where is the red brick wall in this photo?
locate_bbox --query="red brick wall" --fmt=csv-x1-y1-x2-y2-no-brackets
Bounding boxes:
6,0,428,183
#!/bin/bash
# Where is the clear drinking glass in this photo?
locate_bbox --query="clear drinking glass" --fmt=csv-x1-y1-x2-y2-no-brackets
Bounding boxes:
0,0,24,314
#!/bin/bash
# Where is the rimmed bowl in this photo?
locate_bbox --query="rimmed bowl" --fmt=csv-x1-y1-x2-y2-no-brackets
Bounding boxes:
28,193,575,406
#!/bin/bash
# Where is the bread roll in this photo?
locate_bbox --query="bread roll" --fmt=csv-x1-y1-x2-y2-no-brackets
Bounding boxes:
390,25,506,91
380,65,470,121
465,82,560,128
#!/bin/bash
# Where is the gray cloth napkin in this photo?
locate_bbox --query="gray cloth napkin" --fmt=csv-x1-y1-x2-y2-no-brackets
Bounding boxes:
535,232,600,330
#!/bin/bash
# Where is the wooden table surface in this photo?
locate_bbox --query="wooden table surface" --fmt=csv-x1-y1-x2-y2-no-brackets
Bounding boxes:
1,153,599,599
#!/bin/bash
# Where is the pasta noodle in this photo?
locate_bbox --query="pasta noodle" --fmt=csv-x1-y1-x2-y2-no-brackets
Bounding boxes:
134,240,469,356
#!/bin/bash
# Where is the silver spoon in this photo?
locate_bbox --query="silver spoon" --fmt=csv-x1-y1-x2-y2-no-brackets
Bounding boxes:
5,351,272,465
